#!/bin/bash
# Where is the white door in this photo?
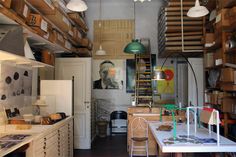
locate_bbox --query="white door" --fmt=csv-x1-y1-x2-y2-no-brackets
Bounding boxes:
55,58,91,149
188,58,204,107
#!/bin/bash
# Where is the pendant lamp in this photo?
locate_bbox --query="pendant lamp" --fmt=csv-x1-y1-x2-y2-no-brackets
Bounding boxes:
66,0,88,12
123,2,146,54
95,0,106,55
187,0,209,17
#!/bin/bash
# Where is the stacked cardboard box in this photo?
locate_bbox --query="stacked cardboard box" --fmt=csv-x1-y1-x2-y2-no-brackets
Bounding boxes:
27,13,48,36
26,0,55,15
0,0,11,8
11,0,31,21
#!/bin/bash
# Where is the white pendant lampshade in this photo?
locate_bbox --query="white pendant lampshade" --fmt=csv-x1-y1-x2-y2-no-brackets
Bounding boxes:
66,0,88,12
187,0,209,17
96,45,106,55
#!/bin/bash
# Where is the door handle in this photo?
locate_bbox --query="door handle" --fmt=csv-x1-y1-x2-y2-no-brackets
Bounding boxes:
84,101,90,104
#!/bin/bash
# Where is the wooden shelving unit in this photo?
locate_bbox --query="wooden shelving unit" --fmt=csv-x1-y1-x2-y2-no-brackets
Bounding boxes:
158,0,204,58
0,0,92,57
204,0,236,139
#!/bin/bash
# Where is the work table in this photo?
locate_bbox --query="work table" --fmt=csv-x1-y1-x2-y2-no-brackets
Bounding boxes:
149,121,236,156
127,106,185,156
0,117,73,157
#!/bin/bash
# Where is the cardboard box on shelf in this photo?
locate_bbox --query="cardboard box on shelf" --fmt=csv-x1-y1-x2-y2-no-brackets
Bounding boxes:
41,49,55,65
27,13,48,35
215,9,230,30
51,30,65,46
26,0,55,15
43,24,53,42
68,13,88,32
221,83,236,91
222,97,236,112
221,68,235,82
205,53,214,68
0,0,11,8
45,9,71,32
205,33,215,47
11,0,31,21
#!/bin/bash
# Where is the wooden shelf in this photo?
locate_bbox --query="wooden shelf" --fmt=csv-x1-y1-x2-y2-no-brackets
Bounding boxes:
0,4,71,53
223,0,236,8
0,50,53,68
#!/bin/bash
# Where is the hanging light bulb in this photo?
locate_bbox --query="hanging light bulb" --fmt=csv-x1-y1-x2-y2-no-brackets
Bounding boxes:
124,2,146,54
187,0,209,17
66,0,88,12
95,0,106,55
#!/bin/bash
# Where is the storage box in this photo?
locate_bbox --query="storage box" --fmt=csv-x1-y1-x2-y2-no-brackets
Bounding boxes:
41,49,55,65
215,9,231,30
221,83,236,91
68,13,88,32
205,53,214,68
222,97,236,112
43,24,53,42
205,33,215,47
26,0,55,15
11,0,30,20
45,9,71,32
27,13,48,35
51,30,65,46
221,68,235,82
0,0,11,8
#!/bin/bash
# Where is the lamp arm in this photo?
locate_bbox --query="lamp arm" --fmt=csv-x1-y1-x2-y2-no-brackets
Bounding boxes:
160,52,199,107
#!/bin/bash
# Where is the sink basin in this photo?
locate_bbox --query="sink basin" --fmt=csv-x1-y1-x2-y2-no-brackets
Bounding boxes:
132,113,160,116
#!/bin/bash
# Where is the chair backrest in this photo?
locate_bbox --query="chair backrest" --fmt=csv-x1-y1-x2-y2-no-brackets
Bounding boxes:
110,111,127,120
130,117,148,138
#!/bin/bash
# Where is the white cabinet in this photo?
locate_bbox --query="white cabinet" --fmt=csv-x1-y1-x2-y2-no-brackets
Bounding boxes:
31,118,73,157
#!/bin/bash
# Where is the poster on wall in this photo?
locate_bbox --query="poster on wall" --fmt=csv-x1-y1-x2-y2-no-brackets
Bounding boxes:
126,59,135,93
157,66,174,94
93,60,124,90
0,63,32,108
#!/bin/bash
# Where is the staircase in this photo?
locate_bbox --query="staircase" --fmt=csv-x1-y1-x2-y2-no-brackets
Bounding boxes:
135,53,153,105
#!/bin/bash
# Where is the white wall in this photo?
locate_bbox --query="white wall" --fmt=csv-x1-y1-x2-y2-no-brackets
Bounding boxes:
86,0,164,123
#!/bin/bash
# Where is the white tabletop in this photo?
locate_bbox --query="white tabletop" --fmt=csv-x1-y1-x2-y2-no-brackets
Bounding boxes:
149,121,236,153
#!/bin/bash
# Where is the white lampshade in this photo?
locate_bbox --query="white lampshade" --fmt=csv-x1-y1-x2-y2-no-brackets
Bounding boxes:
96,45,106,55
66,0,88,12
187,0,209,17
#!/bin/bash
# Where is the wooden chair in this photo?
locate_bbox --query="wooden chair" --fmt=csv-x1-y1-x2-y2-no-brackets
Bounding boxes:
130,117,149,157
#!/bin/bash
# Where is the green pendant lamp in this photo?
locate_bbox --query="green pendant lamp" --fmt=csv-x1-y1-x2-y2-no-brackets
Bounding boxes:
124,39,146,54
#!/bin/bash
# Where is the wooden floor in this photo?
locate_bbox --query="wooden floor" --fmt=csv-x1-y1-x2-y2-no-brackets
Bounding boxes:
73,135,224,157
74,134,129,157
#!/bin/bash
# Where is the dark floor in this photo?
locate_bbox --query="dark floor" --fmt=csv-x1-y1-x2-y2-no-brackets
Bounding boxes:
74,134,129,157
73,135,226,157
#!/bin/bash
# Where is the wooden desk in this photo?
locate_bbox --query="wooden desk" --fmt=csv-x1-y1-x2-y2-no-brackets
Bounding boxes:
149,122,236,157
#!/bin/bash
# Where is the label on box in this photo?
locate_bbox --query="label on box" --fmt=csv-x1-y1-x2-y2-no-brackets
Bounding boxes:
62,16,70,27
23,5,29,18
77,31,82,39
41,19,48,32
57,33,64,42
205,43,215,47
68,30,73,36
44,0,55,10
215,59,223,65
65,41,72,49
43,33,49,39
216,13,221,24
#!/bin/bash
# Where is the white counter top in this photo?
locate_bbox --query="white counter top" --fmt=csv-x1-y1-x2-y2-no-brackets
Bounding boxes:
0,117,73,156
149,121,236,153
